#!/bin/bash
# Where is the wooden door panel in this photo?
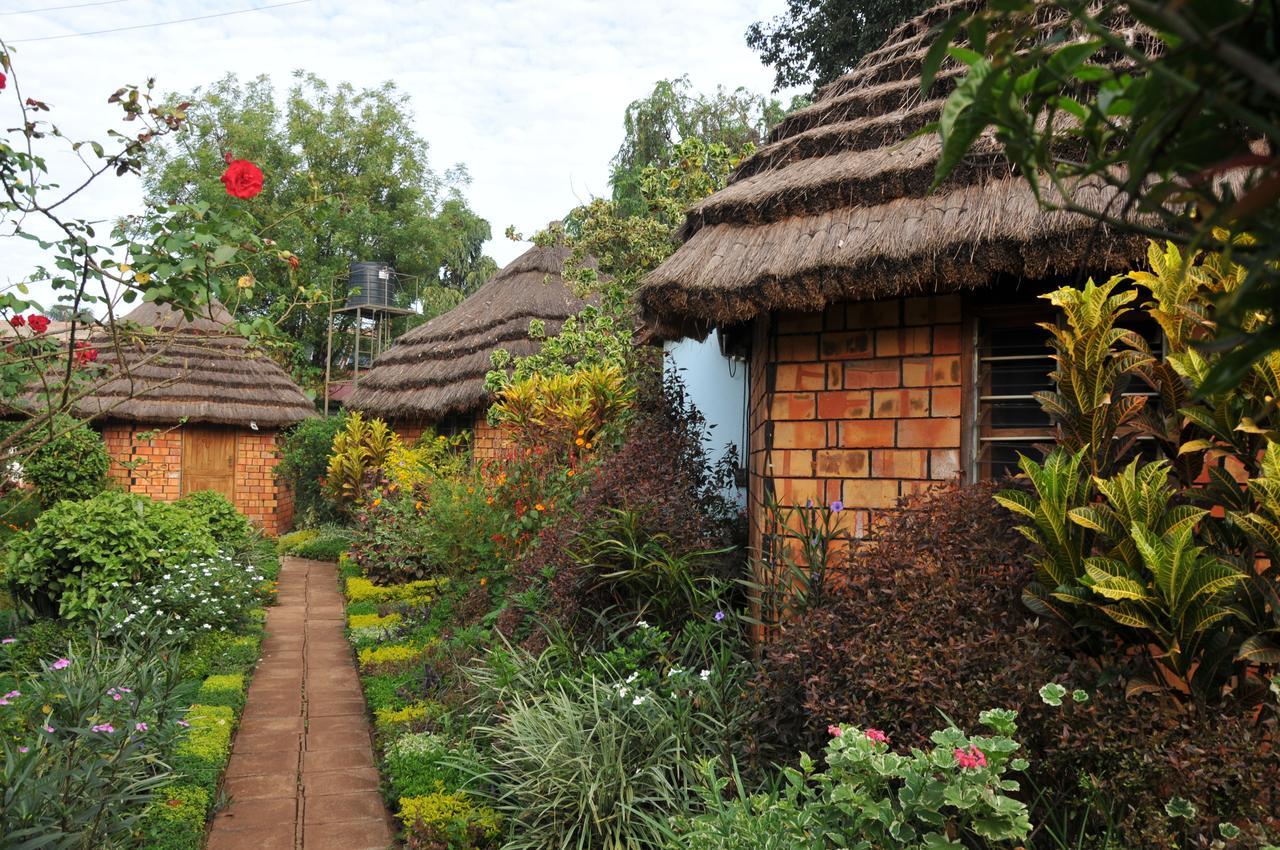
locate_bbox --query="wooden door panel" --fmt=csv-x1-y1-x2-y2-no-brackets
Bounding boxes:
182,428,236,499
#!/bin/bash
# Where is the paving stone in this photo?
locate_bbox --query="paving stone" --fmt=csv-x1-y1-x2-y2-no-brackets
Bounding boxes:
207,823,295,850
301,818,395,850
223,771,298,800
301,767,381,796
303,792,389,825
212,796,298,830
233,731,303,754
307,698,367,717
224,748,300,778
302,746,374,772
238,715,305,735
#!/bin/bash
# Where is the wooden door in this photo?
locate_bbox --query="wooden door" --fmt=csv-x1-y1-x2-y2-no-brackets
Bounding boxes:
182,427,236,499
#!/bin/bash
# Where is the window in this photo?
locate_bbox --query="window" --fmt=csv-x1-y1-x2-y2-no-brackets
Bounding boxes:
971,300,1166,481
974,310,1057,480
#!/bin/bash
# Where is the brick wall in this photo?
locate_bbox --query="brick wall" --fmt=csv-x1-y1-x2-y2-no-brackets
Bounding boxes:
235,431,291,536
751,295,964,546
99,424,293,536
102,424,183,500
472,411,507,462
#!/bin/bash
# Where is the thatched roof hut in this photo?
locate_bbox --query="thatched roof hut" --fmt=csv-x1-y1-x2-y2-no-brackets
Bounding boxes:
639,0,1150,337
72,300,315,428
348,239,593,422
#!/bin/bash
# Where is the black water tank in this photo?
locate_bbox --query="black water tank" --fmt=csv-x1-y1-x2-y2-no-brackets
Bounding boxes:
346,262,396,308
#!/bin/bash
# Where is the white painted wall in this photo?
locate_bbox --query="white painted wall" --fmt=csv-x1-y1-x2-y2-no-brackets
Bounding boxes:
663,330,748,506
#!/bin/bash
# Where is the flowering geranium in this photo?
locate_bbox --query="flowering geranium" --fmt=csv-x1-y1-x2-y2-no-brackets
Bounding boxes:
954,744,987,769
865,728,889,744
220,158,264,199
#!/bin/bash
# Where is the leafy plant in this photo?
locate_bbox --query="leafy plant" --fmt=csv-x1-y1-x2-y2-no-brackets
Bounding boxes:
15,416,110,508
675,710,1032,850
325,411,399,508
4,492,219,620
175,490,253,554
278,415,348,527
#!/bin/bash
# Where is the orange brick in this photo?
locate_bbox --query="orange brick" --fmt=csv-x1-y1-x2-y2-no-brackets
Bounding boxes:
872,449,928,478
775,477,822,505
930,449,962,480
875,327,931,357
872,389,929,418
775,335,817,362
933,324,963,355
931,386,962,417
902,356,961,387
819,331,873,360
773,422,827,449
776,311,823,333
841,478,901,509
771,392,816,420
835,420,896,448
775,363,826,391
843,360,900,389
897,418,961,448
769,450,814,477
816,390,871,420
815,449,869,478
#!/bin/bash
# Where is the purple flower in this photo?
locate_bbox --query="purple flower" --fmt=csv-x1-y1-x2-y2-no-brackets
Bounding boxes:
714,611,726,622
50,658,70,671
829,500,844,513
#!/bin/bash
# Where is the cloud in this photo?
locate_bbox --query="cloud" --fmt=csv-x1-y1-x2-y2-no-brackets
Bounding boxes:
2,0,791,311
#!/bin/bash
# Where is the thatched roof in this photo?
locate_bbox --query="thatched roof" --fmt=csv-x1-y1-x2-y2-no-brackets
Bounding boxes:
638,0,1153,337
68,300,315,428
347,240,593,421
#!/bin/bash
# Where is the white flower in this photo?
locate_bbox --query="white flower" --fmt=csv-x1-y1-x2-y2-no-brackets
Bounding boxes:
617,686,629,698
632,695,646,706
625,672,639,684
699,670,711,682
636,620,650,629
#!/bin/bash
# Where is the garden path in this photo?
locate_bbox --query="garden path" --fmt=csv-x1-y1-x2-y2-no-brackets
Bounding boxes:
206,557,395,850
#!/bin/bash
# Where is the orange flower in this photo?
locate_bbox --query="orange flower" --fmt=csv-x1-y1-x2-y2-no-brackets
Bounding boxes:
535,503,546,512
577,428,585,436
415,501,424,511
479,577,488,587
566,469,575,477
575,437,585,446
585,442,593,450
486,497,494,505
371,498,382,508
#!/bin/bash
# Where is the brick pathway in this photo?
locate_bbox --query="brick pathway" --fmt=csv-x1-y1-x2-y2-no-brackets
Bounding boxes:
207,557,395,850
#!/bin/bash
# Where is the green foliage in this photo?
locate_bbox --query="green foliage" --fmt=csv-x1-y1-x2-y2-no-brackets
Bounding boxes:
385,731,477,799
141,72,495,383
140,785,210,850
4,491,219,620
747,0,931,90
363,671,418,713
326,411,399,508
931,1,1280,388
176,490,254,552
279,416,348,527
397,791,500,850
170,704,235,796
0,622,193,848
609,77,786,216
107,551,271,640
676,711,1031,850
277,526,352,561
178,632,261,681
196,673,246,712
17,416,110,507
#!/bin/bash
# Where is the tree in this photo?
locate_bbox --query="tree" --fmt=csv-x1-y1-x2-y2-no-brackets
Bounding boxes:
141,72,494,386
746,0,932,91
1,43,293,469
929,0,1280,390
609,77,793,216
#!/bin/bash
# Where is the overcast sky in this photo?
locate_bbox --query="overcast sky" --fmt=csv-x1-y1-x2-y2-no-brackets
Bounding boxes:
1,0,791,313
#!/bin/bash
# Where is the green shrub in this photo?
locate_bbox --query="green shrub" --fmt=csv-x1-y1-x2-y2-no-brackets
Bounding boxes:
110,551,269,639
278,525,351,560
375,701,448,741
363,671,416,713
18,416,110,507
397,791,500,850
179,632,260,681
171,704,234,797
196,673,246,712
139,785,210,850
674,711,1031,850
176,490,254,553
4,491,219,619
385,731,476,799
278,415,347,527
0,489,42,548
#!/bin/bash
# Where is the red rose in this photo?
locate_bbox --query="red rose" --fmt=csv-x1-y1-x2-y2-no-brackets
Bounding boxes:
219,159,264,200
8,315,24,328
0,73,6,91
74,341,98,365
27,315,49,334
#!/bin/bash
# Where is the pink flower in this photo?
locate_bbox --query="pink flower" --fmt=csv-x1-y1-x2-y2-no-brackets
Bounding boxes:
1,637,15,644
176,719,190,728
17,746,28,753
865,728,889,744
827,724,843,737
42,724,54,734
134,722,148,732
50,658,70,670
91,723,115,734
4,690,19,699
954,745,987,770
0,698,9,706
